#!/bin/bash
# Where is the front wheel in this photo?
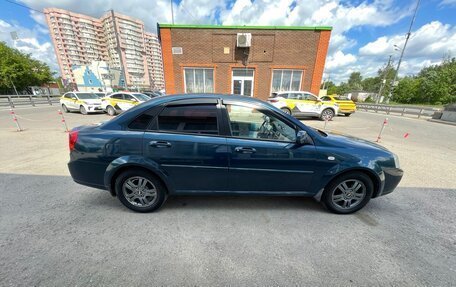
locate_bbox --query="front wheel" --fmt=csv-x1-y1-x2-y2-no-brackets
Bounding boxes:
320,108,335,121
115,169,167,213
79,105,87,115
281,107,292,115
321,172,373,214
61,104,69,113
106,105,116,116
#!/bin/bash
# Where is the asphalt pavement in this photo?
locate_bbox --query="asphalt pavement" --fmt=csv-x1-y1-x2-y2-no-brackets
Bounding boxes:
0,106,455,286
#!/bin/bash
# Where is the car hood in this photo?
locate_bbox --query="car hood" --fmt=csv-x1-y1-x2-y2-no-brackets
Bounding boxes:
322,130,390,152
81,99,102,104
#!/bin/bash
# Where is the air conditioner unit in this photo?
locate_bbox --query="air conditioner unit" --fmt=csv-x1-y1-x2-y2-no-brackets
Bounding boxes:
237,33,252,47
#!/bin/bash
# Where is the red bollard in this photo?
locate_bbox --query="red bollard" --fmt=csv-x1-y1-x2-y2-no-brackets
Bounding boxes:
9,108,23,132
376,118,388,142
58,110,69,132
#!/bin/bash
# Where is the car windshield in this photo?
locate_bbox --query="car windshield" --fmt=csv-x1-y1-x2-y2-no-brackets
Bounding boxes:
76,93,99,99
133,93,150,101
94,93,105,98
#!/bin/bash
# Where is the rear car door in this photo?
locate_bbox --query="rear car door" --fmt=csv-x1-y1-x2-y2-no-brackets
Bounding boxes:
142,99,229,193
223,101,316,194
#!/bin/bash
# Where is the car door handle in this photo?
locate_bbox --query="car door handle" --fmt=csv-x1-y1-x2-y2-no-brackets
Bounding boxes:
234,147,256,154
149,141,172,148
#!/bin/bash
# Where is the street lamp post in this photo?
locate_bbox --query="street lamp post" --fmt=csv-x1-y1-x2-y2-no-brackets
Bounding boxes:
386,0,421,104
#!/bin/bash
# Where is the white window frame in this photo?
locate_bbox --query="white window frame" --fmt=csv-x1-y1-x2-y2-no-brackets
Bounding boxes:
183,68,214,93
270,69,303,93
231,68,255,97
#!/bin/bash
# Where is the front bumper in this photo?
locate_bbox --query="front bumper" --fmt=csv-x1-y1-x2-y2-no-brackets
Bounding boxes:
86,105,103,113
379,168,404,196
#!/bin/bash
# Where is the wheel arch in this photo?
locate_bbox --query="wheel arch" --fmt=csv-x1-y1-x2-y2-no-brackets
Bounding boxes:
104,156,174,197
322,168,382,199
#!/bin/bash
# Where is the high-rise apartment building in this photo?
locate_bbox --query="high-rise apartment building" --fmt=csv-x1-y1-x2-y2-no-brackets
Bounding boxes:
145,32,165,90
44,8,164,90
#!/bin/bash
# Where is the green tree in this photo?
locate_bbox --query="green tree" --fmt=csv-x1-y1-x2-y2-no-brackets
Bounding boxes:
392,76,420,104
0,41,53,93
347,72,363,90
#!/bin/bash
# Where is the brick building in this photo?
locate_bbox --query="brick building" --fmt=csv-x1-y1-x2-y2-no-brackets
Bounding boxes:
158,24,332,100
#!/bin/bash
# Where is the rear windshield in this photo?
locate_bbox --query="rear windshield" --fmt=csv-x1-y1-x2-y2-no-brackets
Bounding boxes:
77,93,99,99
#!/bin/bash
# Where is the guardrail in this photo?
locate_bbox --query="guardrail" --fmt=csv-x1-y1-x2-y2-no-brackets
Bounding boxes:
0,95,61,108
356,103,440,118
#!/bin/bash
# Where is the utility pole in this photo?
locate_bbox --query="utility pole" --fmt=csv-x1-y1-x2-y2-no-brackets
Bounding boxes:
377,55,392,104
170,0,175,24
111,9,127,89
386,0,420,103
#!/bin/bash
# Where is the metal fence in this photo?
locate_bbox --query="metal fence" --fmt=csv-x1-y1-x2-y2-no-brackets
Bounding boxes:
0,95,61,108
356,103,441,118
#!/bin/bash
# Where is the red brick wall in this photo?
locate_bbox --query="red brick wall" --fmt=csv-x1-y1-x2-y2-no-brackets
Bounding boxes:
160,28,331,100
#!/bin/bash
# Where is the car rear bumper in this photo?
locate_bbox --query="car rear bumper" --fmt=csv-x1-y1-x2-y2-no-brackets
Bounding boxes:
379,168,404,196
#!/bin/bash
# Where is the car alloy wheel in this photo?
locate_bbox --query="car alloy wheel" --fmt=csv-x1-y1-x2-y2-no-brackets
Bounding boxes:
331,179,366,210
321,109,334,121
281,107,291,115
107,106,116,116
80,105,87,115
122,176,158,208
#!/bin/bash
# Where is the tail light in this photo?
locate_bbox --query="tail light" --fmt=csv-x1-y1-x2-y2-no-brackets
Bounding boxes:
69,130,79,151
268,98,279,103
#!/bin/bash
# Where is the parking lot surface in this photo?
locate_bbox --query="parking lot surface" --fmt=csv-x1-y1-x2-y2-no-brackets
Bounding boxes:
0,106,455,286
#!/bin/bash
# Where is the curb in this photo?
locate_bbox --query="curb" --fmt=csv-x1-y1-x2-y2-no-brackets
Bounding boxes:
427,119,456,126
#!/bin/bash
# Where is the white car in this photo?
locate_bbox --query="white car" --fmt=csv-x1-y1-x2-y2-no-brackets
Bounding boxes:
60,92,103,114
101,92,151,116
268,91,339,121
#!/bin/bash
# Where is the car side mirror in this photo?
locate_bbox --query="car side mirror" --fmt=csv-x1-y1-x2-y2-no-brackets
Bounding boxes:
296,130,311,145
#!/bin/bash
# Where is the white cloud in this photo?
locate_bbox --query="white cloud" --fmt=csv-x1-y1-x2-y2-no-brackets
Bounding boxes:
326,51,357,70
358,21,456,77
0,19,58,73
440,0,456,7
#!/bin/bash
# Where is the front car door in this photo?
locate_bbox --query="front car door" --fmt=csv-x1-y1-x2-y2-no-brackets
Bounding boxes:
222,100,316,194
142,99,229,193
69,93,79,110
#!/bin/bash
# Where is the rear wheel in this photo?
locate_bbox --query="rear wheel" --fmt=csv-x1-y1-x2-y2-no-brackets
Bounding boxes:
115,169,166,213
322,172,373,214
61,104,69,113
106,105,116,116
79,105,87,115
345,113,351,117
281,107,292,115
320,108,335,121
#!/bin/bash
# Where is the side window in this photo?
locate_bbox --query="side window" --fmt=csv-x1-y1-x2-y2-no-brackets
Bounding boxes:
124,94,134,101
288,93,303,100
226,105,296,142
64,93,71,99
321,96,331,101
303,93,318,101
111,93,123,99
128,107,161,130
157,104,219,135
70,93,77,99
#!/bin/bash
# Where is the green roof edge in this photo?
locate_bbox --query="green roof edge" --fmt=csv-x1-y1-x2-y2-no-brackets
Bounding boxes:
158,24,332,31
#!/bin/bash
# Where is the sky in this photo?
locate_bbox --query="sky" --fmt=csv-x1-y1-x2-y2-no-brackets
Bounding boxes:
0,0,455,84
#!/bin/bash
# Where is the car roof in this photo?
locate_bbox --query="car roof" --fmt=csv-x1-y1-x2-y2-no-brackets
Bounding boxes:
151,93,264,104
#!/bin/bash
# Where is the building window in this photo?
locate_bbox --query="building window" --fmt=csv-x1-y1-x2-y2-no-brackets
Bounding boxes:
271,69,303,92
184,68,214,93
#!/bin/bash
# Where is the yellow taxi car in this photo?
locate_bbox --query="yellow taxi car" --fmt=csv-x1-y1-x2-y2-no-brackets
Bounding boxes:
268,91,339,121
320,95,357,116
60,92,103,115
101,92,151,116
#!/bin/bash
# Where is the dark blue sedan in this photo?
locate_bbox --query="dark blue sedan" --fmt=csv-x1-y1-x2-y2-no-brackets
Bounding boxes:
68,94,403,214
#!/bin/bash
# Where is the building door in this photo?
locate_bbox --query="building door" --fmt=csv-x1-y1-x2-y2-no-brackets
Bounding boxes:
232,69,254,97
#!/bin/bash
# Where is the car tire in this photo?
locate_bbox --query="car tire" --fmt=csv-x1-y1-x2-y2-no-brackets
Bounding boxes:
345,113,351,117
321,172,373,214
281,107,292,115
106,106,116,116
115,169,167,213
320,108,335,121
80,105,87,115
62,104,69,113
